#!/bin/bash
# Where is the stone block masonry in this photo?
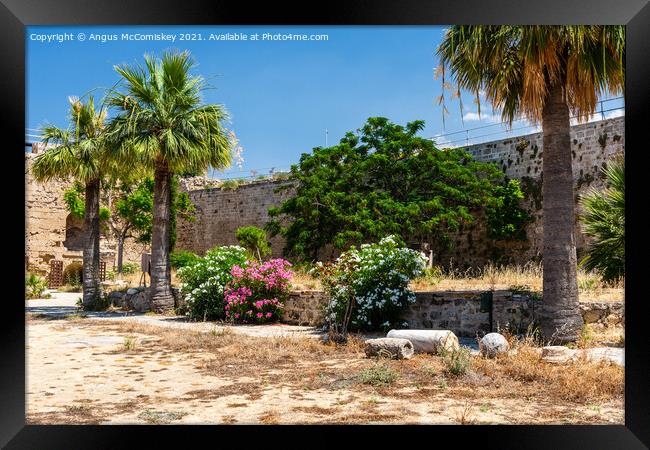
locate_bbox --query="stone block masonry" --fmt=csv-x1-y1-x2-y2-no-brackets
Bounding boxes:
25,152,148,275
27,117,624,274
434,116,625,268
175,179,295,258
281,290,328,326
174,117,624,267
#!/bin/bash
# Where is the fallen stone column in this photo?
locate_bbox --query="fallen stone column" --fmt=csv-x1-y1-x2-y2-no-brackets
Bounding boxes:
386,329,459,354
364,338,414,360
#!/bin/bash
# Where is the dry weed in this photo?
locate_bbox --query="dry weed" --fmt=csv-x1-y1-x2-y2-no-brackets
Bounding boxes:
455,401,476,424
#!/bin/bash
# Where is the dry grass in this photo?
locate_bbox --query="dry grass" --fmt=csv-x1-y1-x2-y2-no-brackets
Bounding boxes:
455,401,477,424
101,269,181,291
472,332,624,403
28,316,623,424
291,270,322,291
293,262,623,302
575,324,624,349
410,262,623,302
82,318,622,408
137,409,187,424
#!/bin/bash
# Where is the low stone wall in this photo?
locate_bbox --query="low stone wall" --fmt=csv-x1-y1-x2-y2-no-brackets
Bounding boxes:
280,290,624,337
579,300,625,328
281,290,328,326
109,286,623,336
401,290,541,336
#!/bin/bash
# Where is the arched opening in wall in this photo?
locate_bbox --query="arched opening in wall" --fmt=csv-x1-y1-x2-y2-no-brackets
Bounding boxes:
64,214,85,251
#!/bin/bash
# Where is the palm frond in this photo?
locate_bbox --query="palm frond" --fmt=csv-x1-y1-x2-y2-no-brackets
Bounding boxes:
436,25,625,125
578,156,625,281
106,50,234,174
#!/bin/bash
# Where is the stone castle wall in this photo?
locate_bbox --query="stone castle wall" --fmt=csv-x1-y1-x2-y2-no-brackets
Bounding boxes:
175,117,624,266
25,152,147,275
175,179,295,258
26,117,624,274
430,116,624,267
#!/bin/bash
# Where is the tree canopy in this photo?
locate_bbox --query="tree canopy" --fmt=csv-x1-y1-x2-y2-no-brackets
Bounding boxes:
266,117,528,260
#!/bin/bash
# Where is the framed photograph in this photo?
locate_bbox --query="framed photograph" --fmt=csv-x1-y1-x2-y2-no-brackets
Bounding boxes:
4,0,648,447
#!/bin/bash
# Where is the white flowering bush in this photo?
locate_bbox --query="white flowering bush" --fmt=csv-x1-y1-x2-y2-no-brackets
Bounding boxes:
176,246,248,321
315,235,427,332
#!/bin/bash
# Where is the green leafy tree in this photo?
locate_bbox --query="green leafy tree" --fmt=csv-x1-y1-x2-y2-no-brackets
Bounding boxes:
106,50,233,311
236,226,272,261
267,117,526,260
31,96,108,309
437,25,624,343
485,179,531,241
579,156,624,282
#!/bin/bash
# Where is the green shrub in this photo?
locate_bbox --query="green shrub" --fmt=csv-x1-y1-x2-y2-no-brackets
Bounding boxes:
235,226,271,260
358,364,398,386
121,262,140,275
170,250,201,270
25,273,49,299
422,266,443,284
85,292,111,311
579,156,625,282
63,262,83,287
314,235,427,332
440,346,471,377
266,117,524,260
220,179,242,191
176,246,248,321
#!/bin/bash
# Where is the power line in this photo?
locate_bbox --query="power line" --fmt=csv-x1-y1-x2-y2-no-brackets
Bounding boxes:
429,96,624,141
435,106,624,147
26,100,625,176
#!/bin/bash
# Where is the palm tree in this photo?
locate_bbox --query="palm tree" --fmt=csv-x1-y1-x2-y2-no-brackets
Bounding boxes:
31,96,107,309
579,156,624,282
437,26,624,343
105,50,233,311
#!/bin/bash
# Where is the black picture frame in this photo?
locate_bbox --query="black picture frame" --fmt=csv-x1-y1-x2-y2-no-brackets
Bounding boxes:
3,0,649,448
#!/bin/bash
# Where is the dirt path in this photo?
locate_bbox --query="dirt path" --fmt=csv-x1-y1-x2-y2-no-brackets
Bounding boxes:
26,316,623,425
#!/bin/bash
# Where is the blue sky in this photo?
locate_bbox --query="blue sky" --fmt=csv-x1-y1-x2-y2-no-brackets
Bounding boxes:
26,26,624,179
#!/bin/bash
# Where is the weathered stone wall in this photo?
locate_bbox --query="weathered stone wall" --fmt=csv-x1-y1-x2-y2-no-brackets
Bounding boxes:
279,289,624,337
175,117,624,266
175,179,295,258
25,152,147,275
27,117,624,274
433,116,625,267
281,290,328,326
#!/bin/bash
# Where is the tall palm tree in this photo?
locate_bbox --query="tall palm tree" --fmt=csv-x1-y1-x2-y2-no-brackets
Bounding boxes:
105,50,233,311
437,26,624,343
31,96,107,309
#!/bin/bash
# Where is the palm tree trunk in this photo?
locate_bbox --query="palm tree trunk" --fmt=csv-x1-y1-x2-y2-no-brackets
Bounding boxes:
150,158,175,311
539,82,583,344
116,233,125,274
82,178,102,309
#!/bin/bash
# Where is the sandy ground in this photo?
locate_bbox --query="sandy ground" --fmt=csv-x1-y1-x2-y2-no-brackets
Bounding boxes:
26,297,624,425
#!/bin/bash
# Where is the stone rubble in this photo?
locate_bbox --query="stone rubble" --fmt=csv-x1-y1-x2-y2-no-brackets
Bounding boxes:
386,329,459,354
364,338,414,360
479,332,510,358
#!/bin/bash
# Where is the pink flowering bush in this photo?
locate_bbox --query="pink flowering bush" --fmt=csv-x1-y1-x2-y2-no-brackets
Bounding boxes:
224,259,293,324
